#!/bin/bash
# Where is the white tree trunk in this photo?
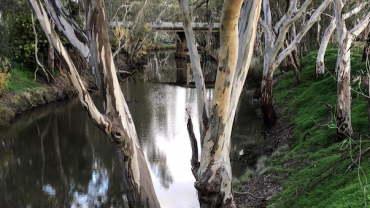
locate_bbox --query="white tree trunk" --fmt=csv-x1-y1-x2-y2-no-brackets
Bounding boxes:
334,0,370,139
178,0,209,133
260,0,332,126
30,0,160,207
316,2,367,77
180,0,261,206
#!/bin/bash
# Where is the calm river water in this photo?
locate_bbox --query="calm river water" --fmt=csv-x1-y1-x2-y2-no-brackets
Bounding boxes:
0,52,263,208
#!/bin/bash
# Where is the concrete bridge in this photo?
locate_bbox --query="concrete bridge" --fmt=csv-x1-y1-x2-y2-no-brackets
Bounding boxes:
110,21,220,59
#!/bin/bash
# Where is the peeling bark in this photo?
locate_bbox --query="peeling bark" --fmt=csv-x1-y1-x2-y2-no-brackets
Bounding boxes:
180,0,261,207
316,2,367,77
30,0,159,207
334,0,370,139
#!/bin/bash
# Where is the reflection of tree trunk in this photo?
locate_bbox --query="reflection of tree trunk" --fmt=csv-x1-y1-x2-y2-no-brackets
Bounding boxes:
51,117,70,208
261,75,277,127
37,122,48,206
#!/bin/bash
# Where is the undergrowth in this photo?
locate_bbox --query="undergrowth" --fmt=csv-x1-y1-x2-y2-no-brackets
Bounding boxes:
270,47,370,207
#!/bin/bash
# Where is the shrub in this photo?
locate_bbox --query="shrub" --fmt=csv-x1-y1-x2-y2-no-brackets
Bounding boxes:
0,55,12,93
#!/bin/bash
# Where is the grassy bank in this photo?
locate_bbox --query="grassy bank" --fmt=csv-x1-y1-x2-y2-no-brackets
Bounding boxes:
0,65,95,128
4,65,46,93
268,48,370,207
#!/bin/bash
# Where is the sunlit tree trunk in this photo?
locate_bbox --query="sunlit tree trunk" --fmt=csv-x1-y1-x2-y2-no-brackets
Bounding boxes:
179,0,261,206
334,0,370,139
29,0,160,207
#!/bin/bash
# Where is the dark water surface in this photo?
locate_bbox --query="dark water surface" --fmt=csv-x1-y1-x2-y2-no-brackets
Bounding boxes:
0,53,263,208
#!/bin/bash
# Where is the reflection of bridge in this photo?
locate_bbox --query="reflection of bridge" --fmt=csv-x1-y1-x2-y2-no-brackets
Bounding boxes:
110,21,220,59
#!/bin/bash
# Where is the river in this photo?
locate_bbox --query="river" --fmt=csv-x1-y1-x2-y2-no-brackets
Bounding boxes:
0,52,263,208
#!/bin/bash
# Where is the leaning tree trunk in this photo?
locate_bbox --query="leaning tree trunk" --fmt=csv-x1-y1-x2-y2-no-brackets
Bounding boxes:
30,0,160,207
316,19,335,76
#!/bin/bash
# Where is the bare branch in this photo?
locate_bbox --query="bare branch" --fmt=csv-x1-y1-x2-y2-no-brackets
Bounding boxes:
350,12,370,37
274,0,332,69
31,11,50,83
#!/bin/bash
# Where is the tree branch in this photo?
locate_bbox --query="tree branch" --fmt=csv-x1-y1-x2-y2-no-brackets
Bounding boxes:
178,0,209,133
274,0,332,69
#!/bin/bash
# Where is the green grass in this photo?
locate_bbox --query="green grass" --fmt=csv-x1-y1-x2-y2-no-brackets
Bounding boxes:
269,47,370,208
5,65,46,93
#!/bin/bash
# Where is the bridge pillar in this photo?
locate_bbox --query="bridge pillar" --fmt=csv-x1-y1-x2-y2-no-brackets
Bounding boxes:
176,58,190,85
175,32,189,59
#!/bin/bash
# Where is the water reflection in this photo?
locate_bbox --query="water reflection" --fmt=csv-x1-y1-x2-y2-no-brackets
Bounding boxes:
0,98,124,207
144,51,217,85
0,53,262,207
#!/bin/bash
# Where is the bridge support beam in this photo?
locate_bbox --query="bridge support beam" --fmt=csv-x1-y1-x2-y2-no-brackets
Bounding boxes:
175,32,189,59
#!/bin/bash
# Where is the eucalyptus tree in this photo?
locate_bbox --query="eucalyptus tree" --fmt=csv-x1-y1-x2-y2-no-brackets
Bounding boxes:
30,0,160,207
178,0,261,206
316,1,368,77
29,0,261,207
259,0,332,126
333,0,370,139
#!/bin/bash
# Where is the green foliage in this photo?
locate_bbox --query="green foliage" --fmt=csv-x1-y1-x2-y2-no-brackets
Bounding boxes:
7,11,48,65
0,23,15,59
0,55,12,93
270,48,370,207
5,65,45,93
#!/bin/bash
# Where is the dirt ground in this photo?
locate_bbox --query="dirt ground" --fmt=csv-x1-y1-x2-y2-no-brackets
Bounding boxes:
234,105,295,208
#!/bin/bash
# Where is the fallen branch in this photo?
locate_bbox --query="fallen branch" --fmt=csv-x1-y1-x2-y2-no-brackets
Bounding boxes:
317,101,334,118
234,191,265,199
343,146,370,175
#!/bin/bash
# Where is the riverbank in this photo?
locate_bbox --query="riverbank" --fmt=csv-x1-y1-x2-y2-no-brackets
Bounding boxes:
235,47,370,207
0,65,96,128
